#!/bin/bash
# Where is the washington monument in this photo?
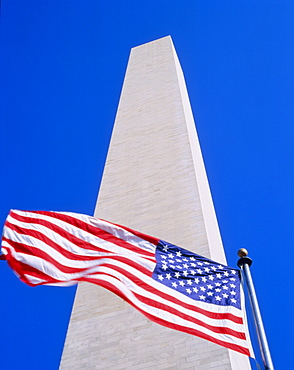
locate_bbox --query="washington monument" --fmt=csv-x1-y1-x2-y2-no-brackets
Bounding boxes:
60,36,251,369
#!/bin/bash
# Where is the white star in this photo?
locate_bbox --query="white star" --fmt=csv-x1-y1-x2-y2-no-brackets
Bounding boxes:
215,296,222,301
218,265,224,270
168,253,174,259
204,262,210,265
186,288,192,294
176,251,182,257
183,263,189,269
200,286,206,292
231,298,237,304
201,277,207,283
187,279,193,285
162,264,168,270
183,270,188,277
222,293,229,298
193,287,198,293
224,271,229,277
215,282,221,287
216,273,222,279
215,288,221,292
196,269,202,274
207,284,213,289
199,295,206,300
158,275,164,281
231,270,237,275
207,291,213,296
190,263,196,267
223,280,228,283
183,258,188,262
163,245,169,252
176,259,182,262
161,255,167,259
230,291,236,295
204,267,210,273
169,259,175,264
197,262,203,266
175,272,180,278
176,265,182,269
172,282,178,288
166,273,171,280
222,286,228,290
194,278,200,284
190,257,196,261
179,281,185,286
230,284,236,288
208,275,214,281
211,266,217,271
190,270,196,275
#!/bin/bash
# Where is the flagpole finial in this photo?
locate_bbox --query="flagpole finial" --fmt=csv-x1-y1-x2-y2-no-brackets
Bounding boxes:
237,249,252,268
237,248,248,258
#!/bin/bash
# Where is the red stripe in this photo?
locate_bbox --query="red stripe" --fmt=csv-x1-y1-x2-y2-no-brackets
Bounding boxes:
101,262,243,324
2,236,153,277
4,232,242,327
83,276,251,357
3,237,93,274
98,263,245,337
5,222,107,260
25,210,160,246
4,219,241,324
9,211,155,260
3,210,251,357
131,289,245,339
3,247,60,287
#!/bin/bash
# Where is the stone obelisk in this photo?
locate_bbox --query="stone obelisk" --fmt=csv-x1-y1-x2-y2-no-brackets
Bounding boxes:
60,36,251,369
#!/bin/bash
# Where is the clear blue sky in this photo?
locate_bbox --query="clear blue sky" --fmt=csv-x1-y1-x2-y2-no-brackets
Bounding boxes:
1,1,293,369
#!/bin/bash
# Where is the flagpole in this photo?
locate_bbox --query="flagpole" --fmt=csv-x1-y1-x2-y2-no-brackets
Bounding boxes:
237,249,274,370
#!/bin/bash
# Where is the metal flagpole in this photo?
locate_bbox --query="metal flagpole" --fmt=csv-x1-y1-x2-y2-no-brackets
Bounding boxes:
237,249,274,370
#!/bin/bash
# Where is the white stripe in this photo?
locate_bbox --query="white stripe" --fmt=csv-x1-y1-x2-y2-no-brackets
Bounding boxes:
87,264,244,333
2,241,251,354
111,256,243,318
5,216,156,272
8,211,242,317
4,236,241,318
24,275,47,284
2,247,145,284
5,226,114,263
2,246,153,284
86,273,250,351
24,274,77,287
59,211,157,254
4,210,253,356
11,210,156,256
5,240,243,331
4,224,155,272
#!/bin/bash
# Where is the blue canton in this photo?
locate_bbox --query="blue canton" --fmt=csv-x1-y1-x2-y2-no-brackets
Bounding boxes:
153,240,241,309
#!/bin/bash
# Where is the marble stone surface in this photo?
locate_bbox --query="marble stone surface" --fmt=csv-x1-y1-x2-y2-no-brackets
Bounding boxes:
60,36,250,370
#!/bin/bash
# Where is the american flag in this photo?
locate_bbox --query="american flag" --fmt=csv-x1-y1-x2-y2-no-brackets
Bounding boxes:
1,210,253,357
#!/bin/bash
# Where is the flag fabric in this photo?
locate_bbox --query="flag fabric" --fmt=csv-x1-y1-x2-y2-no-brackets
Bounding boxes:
1,210,253,357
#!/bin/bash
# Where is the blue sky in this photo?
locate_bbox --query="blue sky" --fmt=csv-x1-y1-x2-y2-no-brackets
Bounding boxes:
1,1,293,369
